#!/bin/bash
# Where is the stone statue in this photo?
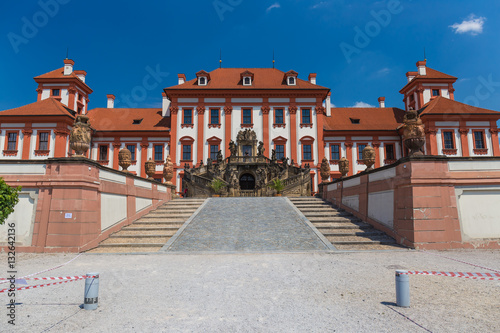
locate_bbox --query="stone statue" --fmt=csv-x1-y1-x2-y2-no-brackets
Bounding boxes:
362,145,376,171
271,149,276,162
118,148,132,173
339,157,349,178
281,157,289,168
229,140,237,156
403,108,425,156
163,155,174,184
257,141,265,156
199,159,204,167
320,157,330,182
70,115,91,157
144,158,155,180
231,173,239,188
216,150,223,163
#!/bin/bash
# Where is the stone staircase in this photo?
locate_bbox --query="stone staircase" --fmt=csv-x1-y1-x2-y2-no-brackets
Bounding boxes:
88,198,205,253
289,197,404,250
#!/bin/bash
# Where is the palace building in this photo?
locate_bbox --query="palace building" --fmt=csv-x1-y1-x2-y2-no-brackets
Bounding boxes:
1,59,499,194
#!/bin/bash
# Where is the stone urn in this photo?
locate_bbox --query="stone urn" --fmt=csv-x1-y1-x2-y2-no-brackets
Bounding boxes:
144,158,156,180
163,155,174,184
362,145,376,171
69,115,91,157
118,148,132,173
339,157,349,178
319,157,330,183
403,108,425,156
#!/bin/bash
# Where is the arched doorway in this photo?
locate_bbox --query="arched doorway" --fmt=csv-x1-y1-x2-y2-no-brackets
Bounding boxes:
239,173,255,190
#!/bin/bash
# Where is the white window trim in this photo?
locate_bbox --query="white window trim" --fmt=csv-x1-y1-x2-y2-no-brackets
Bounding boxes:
288,77,296,86
243,76,252,86
198,77,207,86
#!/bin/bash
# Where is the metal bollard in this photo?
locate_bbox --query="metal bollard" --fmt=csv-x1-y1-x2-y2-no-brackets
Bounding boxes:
395,270,410,307
84,273,99,310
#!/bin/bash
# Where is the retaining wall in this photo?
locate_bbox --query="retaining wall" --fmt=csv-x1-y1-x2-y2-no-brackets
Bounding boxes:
0,158,173,253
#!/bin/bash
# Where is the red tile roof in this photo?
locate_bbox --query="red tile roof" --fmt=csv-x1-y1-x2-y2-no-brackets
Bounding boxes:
165,68,328,90
400,67,457,92
34,67,92,92
420,96,500,116
86,108,170,132
0,98,75,118
324,107,405,131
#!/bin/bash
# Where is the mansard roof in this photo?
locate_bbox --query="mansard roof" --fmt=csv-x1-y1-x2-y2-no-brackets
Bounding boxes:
34,67,93,93
165,68,328,91
0,98,75,118
324,107,405,132
86,108,170,132
419,96,500,117
400,67,457,93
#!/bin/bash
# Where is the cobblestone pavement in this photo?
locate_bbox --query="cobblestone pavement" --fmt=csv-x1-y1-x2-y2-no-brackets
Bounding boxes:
164,198,330,253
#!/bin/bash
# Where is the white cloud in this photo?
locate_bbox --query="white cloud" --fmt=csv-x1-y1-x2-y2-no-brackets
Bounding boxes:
266,2,280,13
312,2,328,9
350,101,375,108
450,14,486,36
376,67,390,76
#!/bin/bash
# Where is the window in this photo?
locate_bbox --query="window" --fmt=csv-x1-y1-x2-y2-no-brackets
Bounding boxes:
127,144,136,160
242,145,252,156
432,89,440,97
330,144,340,160
410,94,415,102
385,144,395,160
7,133,17,151
99,145,108,161
242,108,252,124
133,119,143,125
358,144,366,160
199,77,206,85
474,131,485,149
183,109,192,125
52,89,60,96
210,109,220,125
154,145,163,161
288,77,295,85
275,144,284,160
350,118,360,124
210,145,218,160
182,145,192,161
303,144,312,160
243,77,251,85
275,109,284,124
38,132,49,151
301,109,311,124
443,131,454,149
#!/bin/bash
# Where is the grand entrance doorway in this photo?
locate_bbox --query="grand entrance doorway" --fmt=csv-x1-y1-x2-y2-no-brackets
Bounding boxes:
239,174,255,190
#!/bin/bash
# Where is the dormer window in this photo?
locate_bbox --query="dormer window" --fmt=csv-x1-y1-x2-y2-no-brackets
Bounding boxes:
243,77,252,86
350,118,360,124
196,70,210,86
284,70,298,86
288,77,295,85
133,119,143,124
52,89,60,96
199,77,207,85
240,70,254,86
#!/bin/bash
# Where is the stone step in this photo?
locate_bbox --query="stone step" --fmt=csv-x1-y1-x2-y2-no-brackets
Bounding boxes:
95,243,164,248
101,236,170,245
309,217,361,223
134,220,185,225
145,211,196,216
297,207,338,212
326,235,396,244
139,214,192,219
157,206,200,210
123,226,181,231
114,230,178,236
303,212,351,217
293,203,333,207
322,230,385,237
315,223,371,230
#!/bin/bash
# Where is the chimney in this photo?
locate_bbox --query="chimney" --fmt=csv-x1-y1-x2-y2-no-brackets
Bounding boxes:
178,74,186,85
416,60,427,76
107,94,115,108
74,70,86,83
378,97,385,108
162,92,171,117
308,73,317,85
326,92,332,116
63,59,74,76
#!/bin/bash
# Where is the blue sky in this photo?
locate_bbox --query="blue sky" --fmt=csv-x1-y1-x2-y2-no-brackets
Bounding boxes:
1,0,500,113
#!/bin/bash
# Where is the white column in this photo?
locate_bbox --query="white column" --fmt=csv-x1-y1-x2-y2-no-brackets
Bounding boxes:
108,143,114,167
395,142,401,159
379,143,384,166
352,143,358,174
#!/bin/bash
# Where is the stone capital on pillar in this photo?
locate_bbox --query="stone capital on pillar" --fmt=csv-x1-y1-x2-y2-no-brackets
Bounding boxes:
345,142,353,148
261,105,270,114
22,129,33,136
170,106,179,115
224,106,233,115
459,128,469,135
315,106,325,115
372,141,381,148
196,106,205,115
288,106,297,114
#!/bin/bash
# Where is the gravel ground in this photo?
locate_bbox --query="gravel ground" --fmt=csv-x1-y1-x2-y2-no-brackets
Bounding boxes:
1,250,499,332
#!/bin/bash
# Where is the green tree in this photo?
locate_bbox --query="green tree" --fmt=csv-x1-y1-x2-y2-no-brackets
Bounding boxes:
268,179,285,194
210,178,226,194
0,178,21,225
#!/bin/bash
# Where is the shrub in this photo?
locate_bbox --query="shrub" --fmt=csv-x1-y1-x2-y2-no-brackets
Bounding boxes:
268,179,285,194
0,178,21,225
210,178,226,194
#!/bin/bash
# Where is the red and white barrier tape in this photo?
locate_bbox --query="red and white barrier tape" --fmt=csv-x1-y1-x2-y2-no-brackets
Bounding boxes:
402,271,500,280
0,276,85,293
418,250,500,274
0,253,83,285
0,275,97,281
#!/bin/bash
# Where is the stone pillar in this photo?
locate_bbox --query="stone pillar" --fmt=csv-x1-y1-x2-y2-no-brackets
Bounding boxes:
344,142,353,176
54,128,69,158
224,105,232,157
372,141,381,168
459,128,470,157
425,128,438,156
170,106,179,166
112,143,121,170
21,128,33,159
490,128,500,156
315,106,325,165
262,105,270,158
289,105,297,164
197,106,205,164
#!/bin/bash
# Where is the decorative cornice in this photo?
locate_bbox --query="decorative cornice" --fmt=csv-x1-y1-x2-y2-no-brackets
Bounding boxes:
442,148,458,156
473,148,488,155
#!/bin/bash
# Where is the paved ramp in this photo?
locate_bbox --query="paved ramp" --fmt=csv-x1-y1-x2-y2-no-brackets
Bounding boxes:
163,197,331,253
